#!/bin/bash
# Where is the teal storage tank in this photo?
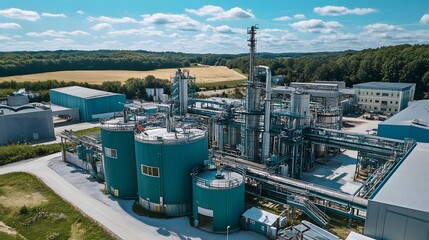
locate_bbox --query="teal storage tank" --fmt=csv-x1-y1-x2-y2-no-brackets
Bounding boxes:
101,120,138,199
135,128,208,216
192,166,245,233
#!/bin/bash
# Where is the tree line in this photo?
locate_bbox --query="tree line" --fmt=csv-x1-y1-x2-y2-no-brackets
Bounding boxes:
1,44,429,99
227,44,429,99
0,50,235,77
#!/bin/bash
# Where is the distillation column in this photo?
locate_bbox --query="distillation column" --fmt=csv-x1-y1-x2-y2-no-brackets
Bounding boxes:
242,25,262,162
260,66,272,162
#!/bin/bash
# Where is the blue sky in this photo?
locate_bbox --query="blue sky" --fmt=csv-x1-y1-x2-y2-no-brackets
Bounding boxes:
0,0,428,53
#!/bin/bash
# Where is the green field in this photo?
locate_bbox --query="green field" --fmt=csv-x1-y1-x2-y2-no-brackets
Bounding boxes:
0,173,115,240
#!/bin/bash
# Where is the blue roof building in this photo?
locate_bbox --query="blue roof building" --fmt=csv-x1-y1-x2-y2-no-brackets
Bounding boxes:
378,100,429,142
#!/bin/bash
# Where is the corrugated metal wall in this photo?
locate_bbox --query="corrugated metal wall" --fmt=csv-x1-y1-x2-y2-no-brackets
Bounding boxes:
192,180,245,232
0,110,55,145
49,90,125,121
135,133,208,216
101,128,138,198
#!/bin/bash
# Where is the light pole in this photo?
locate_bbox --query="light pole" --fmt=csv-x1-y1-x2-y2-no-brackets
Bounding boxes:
226,225,230,240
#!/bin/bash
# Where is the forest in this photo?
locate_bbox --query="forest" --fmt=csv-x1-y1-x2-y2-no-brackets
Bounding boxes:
0,44,428,99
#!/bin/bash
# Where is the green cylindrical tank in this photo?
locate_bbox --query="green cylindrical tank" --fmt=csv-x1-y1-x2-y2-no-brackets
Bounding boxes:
101,120,138,199
192,166,245,233
135,128,208,216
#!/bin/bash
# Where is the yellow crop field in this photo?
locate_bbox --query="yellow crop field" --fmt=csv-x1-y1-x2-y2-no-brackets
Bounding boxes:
0,66,246,84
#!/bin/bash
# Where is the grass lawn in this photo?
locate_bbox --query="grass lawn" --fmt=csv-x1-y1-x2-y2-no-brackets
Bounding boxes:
72,127,100,137
0,172,115,240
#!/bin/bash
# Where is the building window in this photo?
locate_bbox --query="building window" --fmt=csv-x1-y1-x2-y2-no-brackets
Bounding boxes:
394,108,397,111
375,100,379,103
365,99,367,102
381,101,387,105
376,92,380,96
389,108,391,111
381,108,386,111
370,100,372,102
382,93,389,96
390,101,393,104
141,164,160,177
104,147,117,158
396,101,398,104
374,107,378,110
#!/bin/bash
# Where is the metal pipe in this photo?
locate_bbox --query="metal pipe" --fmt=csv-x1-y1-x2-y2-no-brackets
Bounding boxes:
258,65,272,161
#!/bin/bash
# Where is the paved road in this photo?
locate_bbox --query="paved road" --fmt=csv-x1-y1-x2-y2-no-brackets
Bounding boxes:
0,154,264,240
0,153,164,239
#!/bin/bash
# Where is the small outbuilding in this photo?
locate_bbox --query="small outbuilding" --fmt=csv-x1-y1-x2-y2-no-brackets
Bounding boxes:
242,207,286,239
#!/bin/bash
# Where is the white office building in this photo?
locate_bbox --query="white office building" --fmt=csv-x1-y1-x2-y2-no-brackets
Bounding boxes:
353,82,415,114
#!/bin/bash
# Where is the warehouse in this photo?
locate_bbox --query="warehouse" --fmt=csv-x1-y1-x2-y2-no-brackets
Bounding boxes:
364,142,429,240
0,104,55,145
378,100,429,142
353,82,415,114
49,86,125,122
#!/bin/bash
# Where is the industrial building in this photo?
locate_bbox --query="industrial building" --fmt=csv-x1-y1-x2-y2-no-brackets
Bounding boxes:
50,86,125,122
364,143,429,240
0,104,55,145
378,100,429,142
57,26,427,240
353,82,416,114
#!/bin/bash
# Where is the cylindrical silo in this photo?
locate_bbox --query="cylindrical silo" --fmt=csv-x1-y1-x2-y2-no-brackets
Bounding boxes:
101,119,138,199
290,93,310,127
192,166,245,233
135,128,208,216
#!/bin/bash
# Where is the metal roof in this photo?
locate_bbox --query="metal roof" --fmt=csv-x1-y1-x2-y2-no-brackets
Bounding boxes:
371,142,429,213
353,82,415,91
50,86,122,99
242,207,280,226
379,100,429,127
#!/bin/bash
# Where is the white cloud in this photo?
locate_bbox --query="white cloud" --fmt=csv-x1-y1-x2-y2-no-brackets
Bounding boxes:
420,14,429,25
42,13,67,18
27,30,90,37
0,35,13,40
91,23,112,31
76,10,84,15
202,24,245,34
186,5,254,21
0,22,21,29
273,16,291,21
107,28,164,37
294,14,305,19
364,23,403,33
141,13,201,31
314,6,376,16
0,8,40,21
290,19,342,33
88,16,137,24
186,5,223,16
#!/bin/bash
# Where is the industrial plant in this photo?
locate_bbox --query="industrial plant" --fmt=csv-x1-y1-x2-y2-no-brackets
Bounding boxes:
7,26,426,240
